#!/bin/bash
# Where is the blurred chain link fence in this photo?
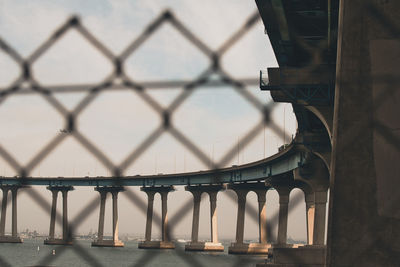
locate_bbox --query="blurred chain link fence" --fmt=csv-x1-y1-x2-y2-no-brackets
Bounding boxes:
0,2,396,266
0,8,288,267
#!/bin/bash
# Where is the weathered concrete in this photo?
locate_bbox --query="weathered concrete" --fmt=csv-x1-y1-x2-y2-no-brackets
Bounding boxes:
138,186,175,249
91,239,124,247
91,187,125,247
185,242,224,252
229,243,272,255
327,1,400,266
184,185,225,252
0,186,23,243
228,183,272,255
44,186,74,245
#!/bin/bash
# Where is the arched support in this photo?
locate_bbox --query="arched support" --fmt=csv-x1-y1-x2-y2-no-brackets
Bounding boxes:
139,186,175,249
44,186,74,245
184,185,225,252
91,187,124,247
228,183,271,255
304,105,333,141
0,186,23,243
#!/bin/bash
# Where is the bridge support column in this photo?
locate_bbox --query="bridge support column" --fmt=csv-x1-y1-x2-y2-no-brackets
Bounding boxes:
0,187,9,237
48,190,58,241
228,182,271,255
139,186,175,249
144,191,155,242
0,186,23,243
274,185,292,248
44,186,74,245
96,191,106,242
305,192,315,245
92,187,124,247
256,190,268,244
313,190,328,246
62,189,69,242
185,185,225,252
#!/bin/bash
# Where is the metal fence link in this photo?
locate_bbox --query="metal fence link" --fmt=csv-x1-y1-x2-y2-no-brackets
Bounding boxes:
0,3,396,266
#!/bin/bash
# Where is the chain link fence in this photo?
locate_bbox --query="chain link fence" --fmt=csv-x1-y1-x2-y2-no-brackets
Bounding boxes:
0,1,397,266
0,8,292,266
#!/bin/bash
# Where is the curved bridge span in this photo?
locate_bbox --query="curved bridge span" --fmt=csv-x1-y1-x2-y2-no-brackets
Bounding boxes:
0,144,304,187
0,143,329,256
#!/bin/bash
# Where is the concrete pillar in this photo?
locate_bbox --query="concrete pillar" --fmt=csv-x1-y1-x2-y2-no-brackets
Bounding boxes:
305,191,315,245
112,191,119,242
234,190,248,244
276,187,290,245
160,191,169,242
190,191,201,243
256,190,267,244
62,190,69,241
97,191,107,241
49,190,58,240
0,187,9,237
209,191,218,243
313,190,328,245
145,191,155,242
11,187,18,237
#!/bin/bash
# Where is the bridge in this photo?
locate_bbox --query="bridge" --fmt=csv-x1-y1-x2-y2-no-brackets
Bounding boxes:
0,141,330,255
0,0,335,264
0,0,398,266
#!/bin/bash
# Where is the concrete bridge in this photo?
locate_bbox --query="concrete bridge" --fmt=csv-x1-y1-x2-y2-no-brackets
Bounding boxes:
0,142,330,258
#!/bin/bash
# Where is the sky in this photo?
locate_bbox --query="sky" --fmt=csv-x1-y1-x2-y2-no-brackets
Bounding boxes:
0,0,315,242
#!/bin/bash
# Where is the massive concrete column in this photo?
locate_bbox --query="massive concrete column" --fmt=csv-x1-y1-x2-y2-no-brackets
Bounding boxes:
209,191,218,243
144,191,155,242
305,192,315,245
11,187,18,238
160,191,169,242
112,191,119,242
139,186,175,249
92,186,124,247
45,186,74,245
327,1,400,266
234,190,247,245
255,190,267,244
228,182,271,254
313,190,328,245
0,186,23,243
0,187,9,237
48,189,58,240
97,191,107,241
275,186,291,246
61,190,69,241
190,191,201,243
185,185,224,252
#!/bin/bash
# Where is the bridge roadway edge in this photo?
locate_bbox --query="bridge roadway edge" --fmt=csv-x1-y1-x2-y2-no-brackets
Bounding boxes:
0,144,305,187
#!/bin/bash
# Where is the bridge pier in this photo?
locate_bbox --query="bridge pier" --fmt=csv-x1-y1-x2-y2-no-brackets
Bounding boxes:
92,186,125,247
184,185,225,252
273,184,293,248
0,185,23,243
260,167,329,266
228,183,272,255
44,186,74,245
139,186,175,249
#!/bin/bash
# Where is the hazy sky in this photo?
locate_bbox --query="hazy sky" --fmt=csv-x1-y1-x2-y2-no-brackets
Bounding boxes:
0,0,311,242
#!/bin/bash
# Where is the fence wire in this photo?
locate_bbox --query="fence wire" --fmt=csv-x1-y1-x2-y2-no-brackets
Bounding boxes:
0,8,288,267
0,2,397,266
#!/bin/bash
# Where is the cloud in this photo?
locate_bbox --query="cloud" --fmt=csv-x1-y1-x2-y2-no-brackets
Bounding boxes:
0,0,300,239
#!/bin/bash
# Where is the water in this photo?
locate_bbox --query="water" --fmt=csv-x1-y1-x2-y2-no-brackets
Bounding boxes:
0,239,266,267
